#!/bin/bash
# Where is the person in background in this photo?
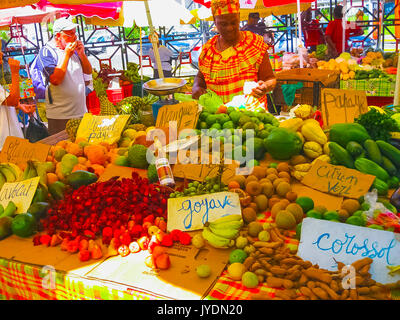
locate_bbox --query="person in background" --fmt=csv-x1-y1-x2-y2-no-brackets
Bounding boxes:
325,5,363,57
192,0,276,106
0,51,34,150
40,17,92,135
241,12,267,36
148,33,174,78
301,8,324,52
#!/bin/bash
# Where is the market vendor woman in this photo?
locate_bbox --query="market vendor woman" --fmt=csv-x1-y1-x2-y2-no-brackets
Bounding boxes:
192,0,276,106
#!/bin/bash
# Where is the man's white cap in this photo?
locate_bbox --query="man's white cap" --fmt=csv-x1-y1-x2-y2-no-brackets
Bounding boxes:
53,17,78,34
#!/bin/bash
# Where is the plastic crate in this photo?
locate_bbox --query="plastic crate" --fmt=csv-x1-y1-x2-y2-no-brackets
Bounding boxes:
106,88,124,105
367,96,394,107
86,91,100,115
132,81,148,97
122,84,133,98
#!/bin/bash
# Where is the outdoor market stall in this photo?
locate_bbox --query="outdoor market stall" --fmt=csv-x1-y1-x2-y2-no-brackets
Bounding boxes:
1,0,400,302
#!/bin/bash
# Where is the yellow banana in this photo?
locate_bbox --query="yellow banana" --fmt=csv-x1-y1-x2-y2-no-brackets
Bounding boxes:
0,171,5,190
5,163,23,181
209,224,240,240
209,220,243,231
202,226,233,249
0,165,16,182
209,214,241,225
26,161,38,180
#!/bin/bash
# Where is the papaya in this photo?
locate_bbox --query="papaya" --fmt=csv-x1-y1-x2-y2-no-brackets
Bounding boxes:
66,170,98,189
49,181,67,200
27,202,50,221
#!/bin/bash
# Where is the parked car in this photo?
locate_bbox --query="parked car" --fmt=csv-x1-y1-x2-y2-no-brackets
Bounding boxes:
86,32,115,55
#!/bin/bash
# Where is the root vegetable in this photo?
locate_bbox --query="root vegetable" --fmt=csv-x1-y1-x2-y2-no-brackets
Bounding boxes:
258,247,274,255
253,241,281,248
317,282,339,300
282,279,294,289
300,286,318,300
340,290,349,300
330,280,340,292
270,266,287,276
311,287,329,300
351,257,373,271
349,289,358,300
266,276,284,288
298,274,308,286
303,267,332,284
357,287,370,295
243,256,256,270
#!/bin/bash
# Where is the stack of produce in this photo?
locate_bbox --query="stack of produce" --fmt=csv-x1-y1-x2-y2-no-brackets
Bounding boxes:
123,62,150,84
316,53,357,80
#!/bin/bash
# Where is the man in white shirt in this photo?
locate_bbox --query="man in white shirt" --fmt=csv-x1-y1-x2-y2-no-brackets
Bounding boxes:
40,17,92,135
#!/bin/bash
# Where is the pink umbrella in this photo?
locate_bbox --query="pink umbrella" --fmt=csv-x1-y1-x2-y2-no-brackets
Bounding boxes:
0,5,66,27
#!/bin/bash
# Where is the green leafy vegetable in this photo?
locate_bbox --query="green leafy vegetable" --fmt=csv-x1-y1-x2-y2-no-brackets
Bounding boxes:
355,108,399,142
198,89,223,114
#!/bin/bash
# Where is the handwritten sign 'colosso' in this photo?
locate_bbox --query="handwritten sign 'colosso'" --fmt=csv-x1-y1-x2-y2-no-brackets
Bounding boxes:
167,192,241,232
297,218,400,284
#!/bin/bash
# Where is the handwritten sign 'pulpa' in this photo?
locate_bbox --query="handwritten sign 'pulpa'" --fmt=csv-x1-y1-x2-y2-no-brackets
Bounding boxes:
297,218,400,284
0,177,40,214
76,113,131,144
301,159,375,199
167,192,241,232
321,88,368,128
0,137,50,166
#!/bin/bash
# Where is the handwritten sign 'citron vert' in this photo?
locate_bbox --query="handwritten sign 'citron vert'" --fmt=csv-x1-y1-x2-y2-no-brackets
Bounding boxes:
76,113,131,144
297,218,400,284
0,177,40,214
301,159,375,199
167,191,241,232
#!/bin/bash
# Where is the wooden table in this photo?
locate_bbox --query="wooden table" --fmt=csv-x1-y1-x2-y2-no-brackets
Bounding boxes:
39,130,69,145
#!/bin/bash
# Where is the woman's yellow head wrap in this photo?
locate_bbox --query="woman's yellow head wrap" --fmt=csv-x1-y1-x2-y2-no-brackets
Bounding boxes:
211,0,240,16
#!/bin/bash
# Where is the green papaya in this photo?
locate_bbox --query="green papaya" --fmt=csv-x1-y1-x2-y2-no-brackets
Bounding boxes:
27,202,50,221
49,181,67,201
66,170,98,189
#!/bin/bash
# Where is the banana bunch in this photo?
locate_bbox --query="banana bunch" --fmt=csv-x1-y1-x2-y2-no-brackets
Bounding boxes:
22,160,38,181
202,215,243,249
0,163,23,189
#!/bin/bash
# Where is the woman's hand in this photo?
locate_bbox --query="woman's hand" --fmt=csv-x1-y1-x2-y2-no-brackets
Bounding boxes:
251,80,275,99
17,103,36,115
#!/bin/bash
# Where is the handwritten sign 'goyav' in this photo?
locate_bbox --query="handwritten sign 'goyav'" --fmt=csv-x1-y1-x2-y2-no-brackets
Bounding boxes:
76,113,131,144
0,177,40,214
0,137,51,166
297,218,400,284
301,159,375,199
156,101,200,132
321,88,368,128
167,192,241,232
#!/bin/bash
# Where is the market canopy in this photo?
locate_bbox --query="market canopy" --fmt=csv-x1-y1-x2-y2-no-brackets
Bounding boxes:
0,5,65,27
193,0,313,20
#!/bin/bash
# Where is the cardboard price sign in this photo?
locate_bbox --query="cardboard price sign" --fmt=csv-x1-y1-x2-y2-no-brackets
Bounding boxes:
167,192,241,232
155,101,200,132
297,218,400,284
321,88,368,128
172,163,238,185
76,113,131,144
0,137,51,166
301,159,375,199
0,177,40,214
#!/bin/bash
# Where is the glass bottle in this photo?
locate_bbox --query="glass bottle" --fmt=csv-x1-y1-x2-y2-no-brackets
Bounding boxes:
154,138,175,188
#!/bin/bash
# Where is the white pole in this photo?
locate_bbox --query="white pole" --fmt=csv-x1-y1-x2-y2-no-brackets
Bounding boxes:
394,48,400,106
297,0,303,68
144,0,165,79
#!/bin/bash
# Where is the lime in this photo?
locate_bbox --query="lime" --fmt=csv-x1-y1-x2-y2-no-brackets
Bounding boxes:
241,271,259,288
368,224,384,230
200,111,210,122
295,222,302,240
227,263,246,281
199,121,208,129
346,215,365,226
222,121,234,129
206,114,218,127
296,197,314,213
210,122,222,130
323,211,340,221
196,264,211,278
229,249,248,264
217,114,230,124
306,210,322,219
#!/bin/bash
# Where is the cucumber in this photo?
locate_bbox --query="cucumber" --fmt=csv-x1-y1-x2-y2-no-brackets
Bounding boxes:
329,142,354,169
354,158,389,182
346,141,364,158
371,178,389,196
381,156,397,176
376,140,400,168
364,139,382,165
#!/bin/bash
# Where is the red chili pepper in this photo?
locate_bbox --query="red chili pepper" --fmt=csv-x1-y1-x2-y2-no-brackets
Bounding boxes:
313,110,323,127
83,230,95,239
160,234,174,247
143,214,155,224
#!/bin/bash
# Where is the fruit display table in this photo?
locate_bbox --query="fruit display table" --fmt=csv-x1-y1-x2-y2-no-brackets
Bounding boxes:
340,77,396,97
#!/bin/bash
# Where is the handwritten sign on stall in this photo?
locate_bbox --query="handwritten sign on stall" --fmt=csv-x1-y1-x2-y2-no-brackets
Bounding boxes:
301,159,375,199
321,88,368,128
167,191,241,232
76,114,131,144
0,137,50,166
156,101,200,132
0,177,40,214
297,218,400,284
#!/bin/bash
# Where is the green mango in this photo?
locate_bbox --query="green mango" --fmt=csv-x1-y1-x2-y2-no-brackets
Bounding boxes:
65,170,98,189
11,213,36,238
49,181,67,201
28,202,50,221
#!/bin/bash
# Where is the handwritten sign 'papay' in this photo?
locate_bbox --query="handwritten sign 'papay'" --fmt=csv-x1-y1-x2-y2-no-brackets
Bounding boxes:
321,88,368,128
156,101,200,132
167,192,241,232
298,218,400,284
0,177,40,214
301,159,375,199
76,113,130,144
0,137,51,166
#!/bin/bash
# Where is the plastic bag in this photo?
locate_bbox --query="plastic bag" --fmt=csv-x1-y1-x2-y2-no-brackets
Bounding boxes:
25,114,49,143
363,189,388,219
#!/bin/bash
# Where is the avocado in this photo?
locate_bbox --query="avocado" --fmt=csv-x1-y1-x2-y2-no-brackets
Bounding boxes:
66,170,98,189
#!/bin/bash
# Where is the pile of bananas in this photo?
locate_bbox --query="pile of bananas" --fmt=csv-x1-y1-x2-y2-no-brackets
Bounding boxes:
202,214,243,249
123,62,150,84
0,163,23,189
22,160,55,186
